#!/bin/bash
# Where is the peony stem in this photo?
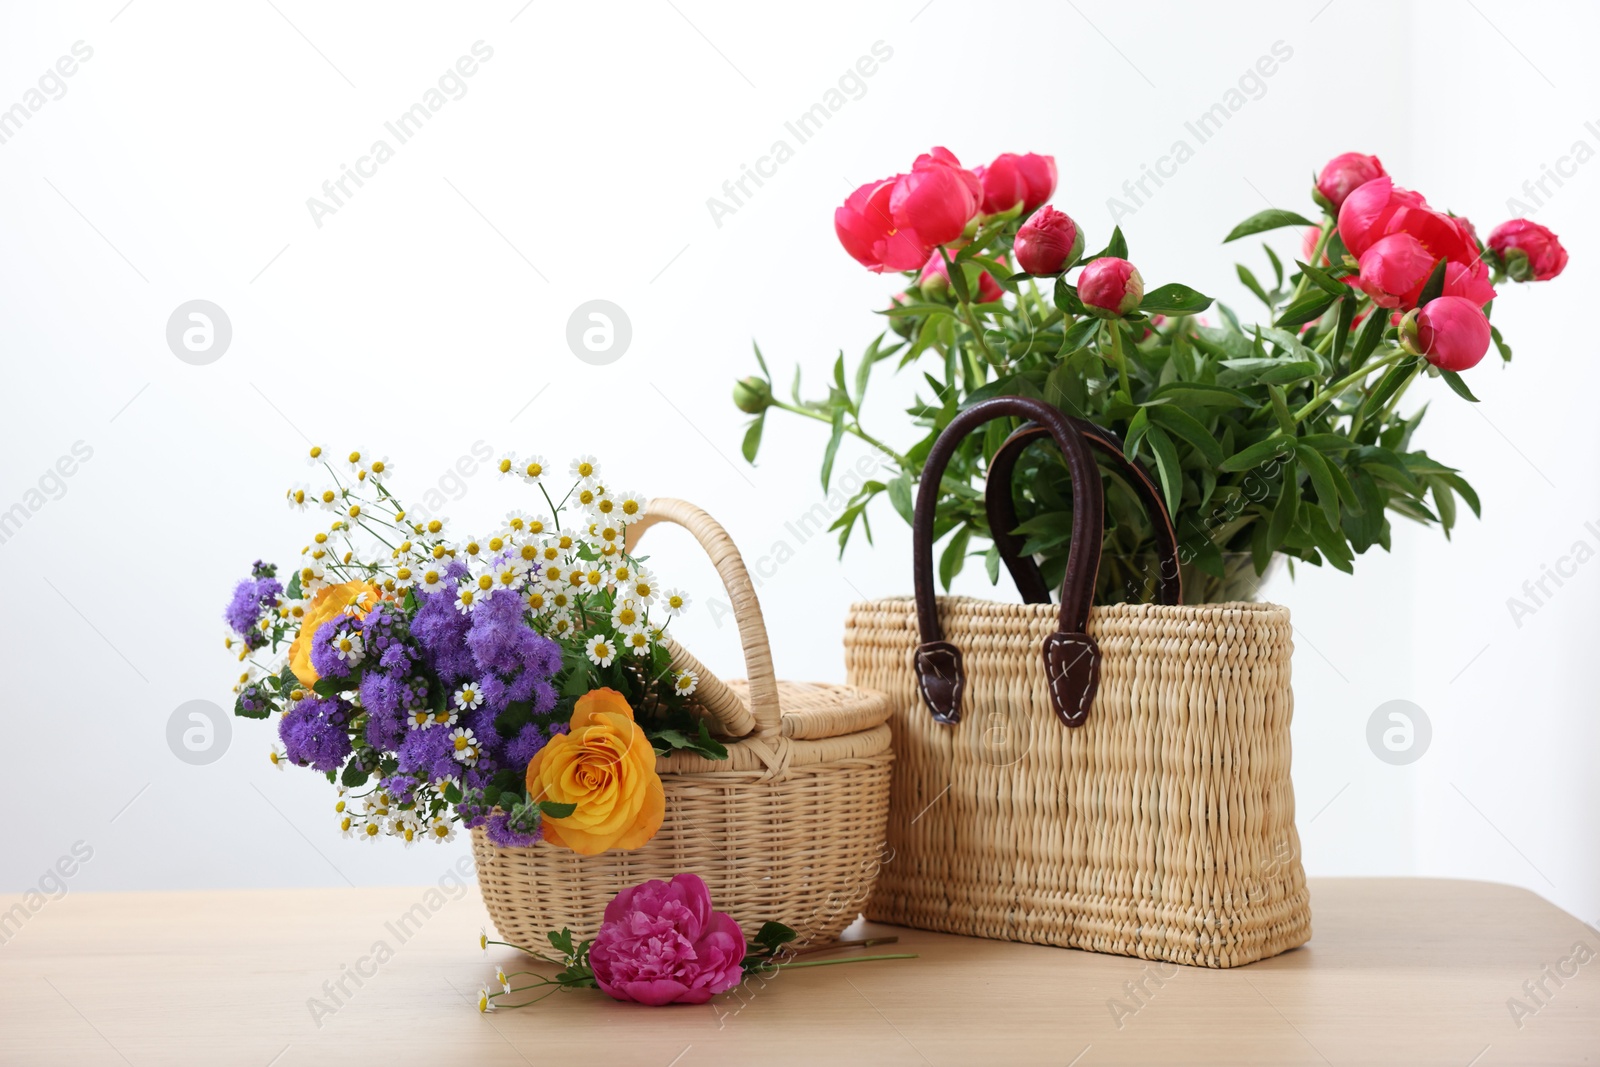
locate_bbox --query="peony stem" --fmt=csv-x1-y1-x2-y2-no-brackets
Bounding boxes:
1293,348,1410,424
776,953,919,970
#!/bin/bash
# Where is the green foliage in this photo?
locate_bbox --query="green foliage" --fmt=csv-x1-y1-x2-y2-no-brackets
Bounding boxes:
734,210,1488,604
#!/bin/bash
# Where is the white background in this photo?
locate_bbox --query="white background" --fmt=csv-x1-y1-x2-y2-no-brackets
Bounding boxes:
1,0,1595,926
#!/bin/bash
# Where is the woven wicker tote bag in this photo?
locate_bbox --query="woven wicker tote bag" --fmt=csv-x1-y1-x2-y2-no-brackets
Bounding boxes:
474,497,894,946
844,396,1310,968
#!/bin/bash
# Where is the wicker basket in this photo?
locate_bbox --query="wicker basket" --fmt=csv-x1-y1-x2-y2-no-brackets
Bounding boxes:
844,397,1311,968
473,498,894,946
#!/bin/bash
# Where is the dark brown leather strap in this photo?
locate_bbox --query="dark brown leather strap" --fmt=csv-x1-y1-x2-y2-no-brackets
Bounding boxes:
913,397,1105,728
986,421,1183,607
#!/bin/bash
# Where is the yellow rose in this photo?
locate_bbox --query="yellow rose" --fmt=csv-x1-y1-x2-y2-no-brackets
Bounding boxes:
524,688,665,856
288,580,381,687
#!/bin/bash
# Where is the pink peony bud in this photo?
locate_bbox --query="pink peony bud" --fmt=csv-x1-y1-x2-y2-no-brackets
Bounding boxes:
1013,206,1083,276
1014,153,1058,212
974,152,1058,215
1315,152,1386,212
1488,219,1568,281
1078,257,1144,317
1416,296,1491,372
918,250,1006,303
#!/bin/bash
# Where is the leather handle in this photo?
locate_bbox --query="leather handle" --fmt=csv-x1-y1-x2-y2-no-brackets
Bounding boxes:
913,396,1106,728
986,421,1184,608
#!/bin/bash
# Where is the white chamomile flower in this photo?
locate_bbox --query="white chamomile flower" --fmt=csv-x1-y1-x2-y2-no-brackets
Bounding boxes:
548,590,573,613
330,628,364,665
569,455,599,481
611,563,632,585
416,561,451,596
431,708,459,728
520,455,549,483
591,489,619,522
296,561,329,594
449,727,480,765
504,510,546,540
454,682,485,711
268,746,288,771
623,630,651,656
455,585,481,614
457,537,486,562
392,812,422,846
496,967,511,994
429,818,456,844
493,561,526,593
611,599,645,632
572,481,603,512
339,814,356,838
548,610,575,637
477,985,494,1013
540,561,568,588
392,560,417,590
614,490,647,522
344,447,367,473
306,445,326,467
584,634,616,668
495,453,520,480
524,588,549,614
514,541,544,569
418,516,450,538
316,486,342,512
479,928,489,953
286,484,311,512
364,454,393,482
673,669,699,697
627,570,656,603
661,588,690,616
360,820,384,842
578,566,605,592
590,520,623,550
483,533,510,557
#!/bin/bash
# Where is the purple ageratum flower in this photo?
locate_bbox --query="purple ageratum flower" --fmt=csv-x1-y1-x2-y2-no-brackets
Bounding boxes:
397,723,460,785
465,592,548,676
485,809,541,848
409,577,476,685
308,617,357,680
224,575,282,636
279,696,353,772
505,724,547,771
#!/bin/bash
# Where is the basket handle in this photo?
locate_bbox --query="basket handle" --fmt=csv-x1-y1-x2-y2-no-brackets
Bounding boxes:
985,420,1183,607
623,498,782,740
913,396,1108,729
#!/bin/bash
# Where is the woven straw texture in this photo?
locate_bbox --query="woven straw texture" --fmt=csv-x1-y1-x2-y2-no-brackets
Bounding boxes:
845,595,1310,968
474,498,894,946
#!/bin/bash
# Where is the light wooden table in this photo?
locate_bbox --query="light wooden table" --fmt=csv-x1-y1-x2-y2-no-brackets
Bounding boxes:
2,878,1595,1065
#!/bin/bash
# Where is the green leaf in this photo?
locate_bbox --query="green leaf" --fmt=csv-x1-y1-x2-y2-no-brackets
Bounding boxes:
1295,443,1341,529
442,781,462,804
1268,385,1296,435
1439,369,1479,403
538,800,577,819
1220,435,1293,472
340,762,369,788
1145,404,1223,467
755,921,798,951
1268,465,1301,547
1416,257,1449,307
1331,296,1355,368
1053,277,1084,316
1143,424,1183,516
820,406,845,490
1224,208,1317,243
1352,307,1388,363
887,471,914,524
1294,260,1350,297
1276,289,1339,328
938,524,972,592
1237,264,1271,308
741,413,765,463
752,340,770,377
284,570,302,600
1139,282,1213,316
1490,323,1513,363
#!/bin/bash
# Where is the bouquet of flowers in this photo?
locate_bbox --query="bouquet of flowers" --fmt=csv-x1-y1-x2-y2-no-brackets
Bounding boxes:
222,448,720,851
732,147,1569,603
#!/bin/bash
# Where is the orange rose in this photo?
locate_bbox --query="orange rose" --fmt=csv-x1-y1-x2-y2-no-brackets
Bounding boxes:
524,688,665,856
288,579,381,687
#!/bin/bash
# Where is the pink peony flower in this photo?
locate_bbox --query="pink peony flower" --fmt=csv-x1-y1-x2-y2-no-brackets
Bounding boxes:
1488,218,1568,281
974,151,1058,214
835,175,930,273
588,873,747,1006
889,147,982,246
